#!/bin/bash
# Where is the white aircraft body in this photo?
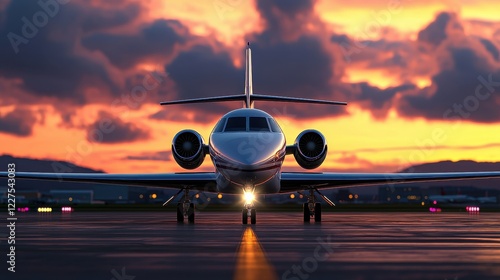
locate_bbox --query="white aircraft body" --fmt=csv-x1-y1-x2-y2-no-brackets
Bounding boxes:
2,43,500,224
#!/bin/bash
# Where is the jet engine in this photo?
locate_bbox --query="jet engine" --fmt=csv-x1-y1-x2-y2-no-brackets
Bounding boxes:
293,129,327,169
172,130,206,169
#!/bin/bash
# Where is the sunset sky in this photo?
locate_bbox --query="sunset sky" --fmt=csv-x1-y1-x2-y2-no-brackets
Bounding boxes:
0,0,499,173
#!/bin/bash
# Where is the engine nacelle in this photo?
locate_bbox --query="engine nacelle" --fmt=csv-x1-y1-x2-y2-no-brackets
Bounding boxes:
293,129,327,169
172,130,206,169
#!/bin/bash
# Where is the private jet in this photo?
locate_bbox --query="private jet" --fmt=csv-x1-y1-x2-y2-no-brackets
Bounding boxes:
2,43,500,224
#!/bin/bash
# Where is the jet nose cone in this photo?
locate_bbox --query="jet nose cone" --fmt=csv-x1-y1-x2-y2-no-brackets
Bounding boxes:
234,148,275,166
211,132,285,166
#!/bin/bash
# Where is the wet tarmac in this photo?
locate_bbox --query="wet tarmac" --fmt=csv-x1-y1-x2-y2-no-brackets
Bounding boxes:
2,211,500,280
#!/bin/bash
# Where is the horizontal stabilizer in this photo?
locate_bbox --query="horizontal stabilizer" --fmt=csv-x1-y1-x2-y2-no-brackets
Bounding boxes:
160,94,347,106
160,95,246,106
251,94,347,106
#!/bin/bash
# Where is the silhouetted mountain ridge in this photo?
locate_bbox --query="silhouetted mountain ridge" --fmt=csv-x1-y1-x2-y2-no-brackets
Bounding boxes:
399,160,500,189
0,154,103,173
400,160,500,173
0,154,106,193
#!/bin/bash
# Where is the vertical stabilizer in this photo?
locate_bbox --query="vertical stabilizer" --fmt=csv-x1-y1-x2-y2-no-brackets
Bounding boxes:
245,42,254,108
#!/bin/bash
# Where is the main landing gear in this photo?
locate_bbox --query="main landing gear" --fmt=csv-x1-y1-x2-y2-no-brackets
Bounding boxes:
175,189,195,223
300,188,335,223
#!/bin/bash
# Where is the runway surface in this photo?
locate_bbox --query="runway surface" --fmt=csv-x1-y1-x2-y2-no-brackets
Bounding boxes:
2,211,500,280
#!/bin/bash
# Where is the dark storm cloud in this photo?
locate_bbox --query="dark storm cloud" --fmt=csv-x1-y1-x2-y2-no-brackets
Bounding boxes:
86,111,150,144
255,0,315,36
163,37,348,120
80,3,140,33
327,11,500,123
243,0,351,117
330,34,351,45
0,0,130,103
479,38,500,61
352,83,416,118
167,45,243,98
247,37,349,118
361,39,413,68
393,12,500,123
398,47,500,123
272,0,314,14
417,12,450,46
251,37,332,98
0,108,37,136
82,19,187,68
252,0,334,97
417,12,461,47
161,44,244,121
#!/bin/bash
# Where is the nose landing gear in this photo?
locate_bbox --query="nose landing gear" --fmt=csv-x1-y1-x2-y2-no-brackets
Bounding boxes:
242,208,256,224
242,190,256,224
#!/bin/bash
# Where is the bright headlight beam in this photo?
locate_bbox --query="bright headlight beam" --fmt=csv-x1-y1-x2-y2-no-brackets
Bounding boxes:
244,191,255,204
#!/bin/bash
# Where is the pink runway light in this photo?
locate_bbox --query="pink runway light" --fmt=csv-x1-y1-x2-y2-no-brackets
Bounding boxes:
17,207,29,212
61,206,74,212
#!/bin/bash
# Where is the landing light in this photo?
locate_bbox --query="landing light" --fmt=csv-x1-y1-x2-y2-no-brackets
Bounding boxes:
290,193,295,199
244,191,255,204
217,193,223,199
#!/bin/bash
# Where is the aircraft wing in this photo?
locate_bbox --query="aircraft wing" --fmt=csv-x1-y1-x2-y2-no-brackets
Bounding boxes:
0,172,218,192
279,171,500,193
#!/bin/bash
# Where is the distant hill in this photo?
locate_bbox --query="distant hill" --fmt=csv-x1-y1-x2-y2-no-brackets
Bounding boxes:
0,154,103,173
400,160,500,173
399,160,500,189
0,155,130,199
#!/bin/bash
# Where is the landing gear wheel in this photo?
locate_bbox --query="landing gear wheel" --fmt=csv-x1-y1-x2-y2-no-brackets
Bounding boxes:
303,203,310,222
314,202,322,222
250,209,256,224
188,203,195,223
176,203,184,223
242,209,248,224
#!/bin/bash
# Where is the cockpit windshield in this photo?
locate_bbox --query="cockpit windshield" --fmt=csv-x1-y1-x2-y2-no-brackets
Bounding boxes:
224,117,246,132
213,118,226,133
268,118,282,132
221,116,280,132
249,117,270,132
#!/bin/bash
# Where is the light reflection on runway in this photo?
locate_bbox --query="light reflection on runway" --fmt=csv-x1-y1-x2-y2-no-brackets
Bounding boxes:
4,212,500,280
233,227,278,280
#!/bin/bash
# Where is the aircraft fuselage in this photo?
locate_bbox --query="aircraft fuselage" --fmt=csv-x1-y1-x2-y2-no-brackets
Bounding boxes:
209,108,286,194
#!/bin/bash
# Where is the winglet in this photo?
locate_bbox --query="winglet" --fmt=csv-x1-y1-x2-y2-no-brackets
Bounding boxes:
245,42,253,108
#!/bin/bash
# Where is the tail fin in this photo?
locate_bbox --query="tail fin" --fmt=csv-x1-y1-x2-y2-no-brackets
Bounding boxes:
160,43,347,107
245,42,253,108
